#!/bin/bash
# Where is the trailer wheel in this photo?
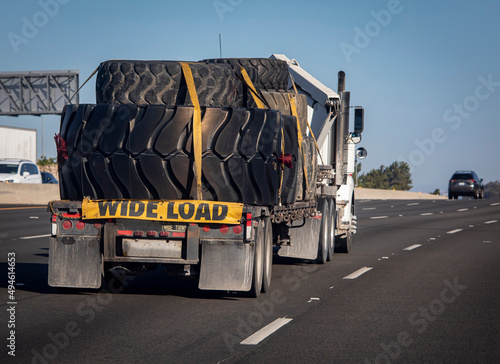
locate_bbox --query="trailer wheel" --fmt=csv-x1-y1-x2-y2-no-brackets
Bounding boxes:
249,219,265,297
316,199,329,264
326,199,335,261
261,218,273,293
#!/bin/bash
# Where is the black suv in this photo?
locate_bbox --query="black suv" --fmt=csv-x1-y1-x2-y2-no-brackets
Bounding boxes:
448,170,484,199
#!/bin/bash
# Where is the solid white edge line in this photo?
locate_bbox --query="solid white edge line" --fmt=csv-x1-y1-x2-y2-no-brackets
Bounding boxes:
484,220,498,224
343,267,373,279
240,317,292,345
19,234,51,240
403,244,422,251
369,216,389,220
446,229,463,234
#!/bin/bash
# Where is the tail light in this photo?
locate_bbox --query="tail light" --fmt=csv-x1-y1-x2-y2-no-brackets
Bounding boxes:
219,225,229,234
75,221,85,230
62,220,72,230
233,225,243,234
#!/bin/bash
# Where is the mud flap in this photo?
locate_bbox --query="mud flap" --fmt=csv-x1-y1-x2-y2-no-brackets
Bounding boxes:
198,240,253,291
278,216,321,259
48,236,102,289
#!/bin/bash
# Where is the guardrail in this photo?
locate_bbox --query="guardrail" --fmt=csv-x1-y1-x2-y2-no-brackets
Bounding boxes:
0,184,446,206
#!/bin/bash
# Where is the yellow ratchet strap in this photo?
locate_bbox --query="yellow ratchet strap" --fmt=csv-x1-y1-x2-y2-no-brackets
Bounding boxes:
288,93,309,192
180,62,203,200
239,67,266,109
289,73,324,165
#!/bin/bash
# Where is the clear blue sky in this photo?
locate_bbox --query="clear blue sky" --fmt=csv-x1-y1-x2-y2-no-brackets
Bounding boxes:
1,0,499,193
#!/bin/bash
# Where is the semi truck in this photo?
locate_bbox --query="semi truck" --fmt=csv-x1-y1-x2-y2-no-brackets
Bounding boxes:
48,55,366,297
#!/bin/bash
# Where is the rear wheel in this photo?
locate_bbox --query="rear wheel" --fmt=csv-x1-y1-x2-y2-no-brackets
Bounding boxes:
316,199,329,264
249,219,264,297
335,232,352,254
326,199,335,261
261,218,273,293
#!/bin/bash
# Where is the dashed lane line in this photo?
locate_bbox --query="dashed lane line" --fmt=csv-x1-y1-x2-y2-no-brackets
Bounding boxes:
369,216,389,220
403,244,422,251
407,203,420,206
240,317,293,345
19,234,51,240
457,208,469,212
343,267,373,279
420,213,433,216
484,220,498,224
447,229,463,234
490,202,500,206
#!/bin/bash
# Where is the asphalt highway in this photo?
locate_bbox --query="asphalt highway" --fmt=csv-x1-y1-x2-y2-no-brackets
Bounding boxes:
1,198,499,363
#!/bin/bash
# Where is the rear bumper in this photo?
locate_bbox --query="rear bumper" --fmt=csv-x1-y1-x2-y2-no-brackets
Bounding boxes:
449,187,476,196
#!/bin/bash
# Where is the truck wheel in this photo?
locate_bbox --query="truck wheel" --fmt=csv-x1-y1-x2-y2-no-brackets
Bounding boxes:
261,218,273,293
249,219,265,297
316,199,329,264
326,199,335,261
201,58,289,92
96,60,243,107
335,232,352,254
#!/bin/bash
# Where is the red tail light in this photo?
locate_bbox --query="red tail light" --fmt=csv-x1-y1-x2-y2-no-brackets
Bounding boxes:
233,225,243,234
62,220,72,230
134,231,144,237
203,225,210,232
76,221,85,230
159,231,169,237
220,225,229,234
147,231,157,237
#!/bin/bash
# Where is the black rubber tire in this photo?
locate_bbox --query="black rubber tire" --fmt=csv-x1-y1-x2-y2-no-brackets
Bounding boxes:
316,198,329,264
326,198,335,262
250,219,265,298
201,58,289,92
280,115,299,204
261,218,273,293
58,104,283,205
448,194,453,200
96,60,244,107
335,232,352,254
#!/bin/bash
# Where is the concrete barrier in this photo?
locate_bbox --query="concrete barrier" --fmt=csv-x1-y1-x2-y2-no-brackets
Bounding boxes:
0,183,60,205
355,187,447,200
0,184,446,205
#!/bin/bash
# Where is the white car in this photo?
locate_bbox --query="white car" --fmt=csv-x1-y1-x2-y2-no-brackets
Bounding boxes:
0,159,42,184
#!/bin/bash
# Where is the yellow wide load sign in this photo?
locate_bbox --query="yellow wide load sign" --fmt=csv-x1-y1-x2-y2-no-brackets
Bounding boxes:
82,199,244,225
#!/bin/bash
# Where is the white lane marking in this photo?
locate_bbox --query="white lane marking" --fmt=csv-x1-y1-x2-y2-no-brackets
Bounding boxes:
370,216,389,220
407,203,419,206
382,256,389,259
344,267,373,279
490,202,500,206
19,234,51,240
404,244,422,251
240,317,292,345
307,298,320,303
29,216,39,219
362,207,377,210
483,241,492,244
457,208,469,212
484,220,498,224
447,229,463,234
429,238,436,240
420,213,433,216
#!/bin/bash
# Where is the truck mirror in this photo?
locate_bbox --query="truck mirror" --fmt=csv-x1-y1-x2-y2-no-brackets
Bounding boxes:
356,147,367,160
354,107,364,133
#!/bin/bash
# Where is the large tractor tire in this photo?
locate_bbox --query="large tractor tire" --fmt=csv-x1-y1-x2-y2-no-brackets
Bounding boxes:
58,104,283,205
95,60,244,108
260,91,308,134
201,58,289,92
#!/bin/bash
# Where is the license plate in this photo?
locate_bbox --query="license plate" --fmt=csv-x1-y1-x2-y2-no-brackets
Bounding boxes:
459,182,465,186
122,239,182,258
